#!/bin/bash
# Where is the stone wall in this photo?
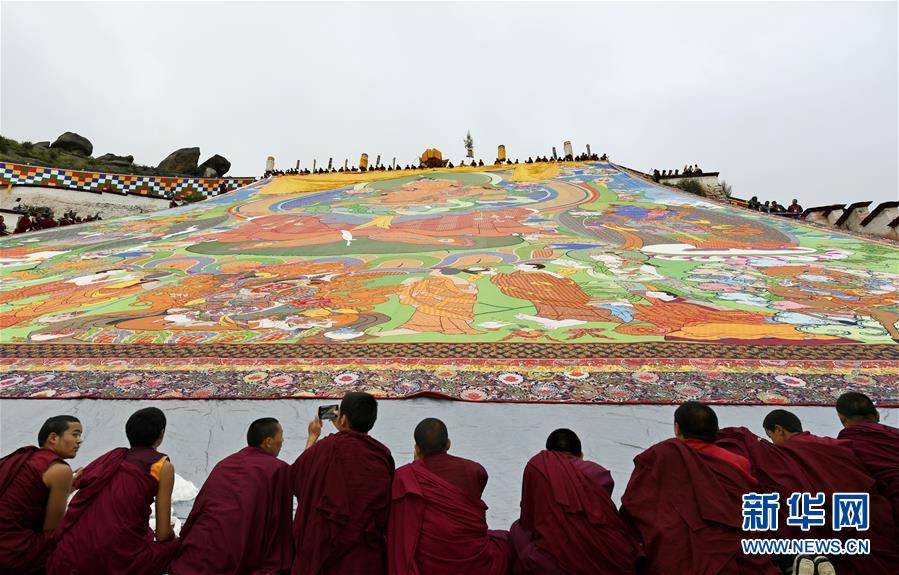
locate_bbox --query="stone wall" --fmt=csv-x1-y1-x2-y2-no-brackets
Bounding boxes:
656,173,726,200
801,201,899,240
860,203,899,238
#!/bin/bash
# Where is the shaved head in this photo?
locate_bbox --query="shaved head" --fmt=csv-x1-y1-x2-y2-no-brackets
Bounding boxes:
763,409,803,434
836,392,879,423
546,428,582,457
38,415,80,447
339,392,378,433
125,407,166,448
674,401,719,443
763,408,803,445
247,417,280,447
414,418,449,456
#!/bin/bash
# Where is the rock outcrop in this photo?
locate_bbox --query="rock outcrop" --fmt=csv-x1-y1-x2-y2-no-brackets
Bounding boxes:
197,154,231,177
97,153,134,165
157,147,201,174
50,132,93,155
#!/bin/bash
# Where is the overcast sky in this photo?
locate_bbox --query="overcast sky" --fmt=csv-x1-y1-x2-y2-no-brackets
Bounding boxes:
2,1,896,207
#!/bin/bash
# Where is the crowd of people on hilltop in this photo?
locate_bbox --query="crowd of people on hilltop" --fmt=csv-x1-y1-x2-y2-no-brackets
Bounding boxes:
262,161,486,179
524,152,609,164
651,164,703,181
261,153,611,179
1,206,101,236
2,390,897,575
262,163,421,178
747,196,804,216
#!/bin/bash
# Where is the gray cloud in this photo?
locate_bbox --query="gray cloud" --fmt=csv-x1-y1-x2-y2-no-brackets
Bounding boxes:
2,1,896,207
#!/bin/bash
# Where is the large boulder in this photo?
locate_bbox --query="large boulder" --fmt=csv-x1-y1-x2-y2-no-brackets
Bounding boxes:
198,154,231,177
157,147,201,174
97,153,134,165
50,132,93,155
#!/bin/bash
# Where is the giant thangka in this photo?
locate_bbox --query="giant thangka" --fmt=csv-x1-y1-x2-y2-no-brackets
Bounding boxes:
1,163,896,404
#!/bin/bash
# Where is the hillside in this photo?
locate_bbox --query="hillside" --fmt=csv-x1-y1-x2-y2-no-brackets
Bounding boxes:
0,135,223,178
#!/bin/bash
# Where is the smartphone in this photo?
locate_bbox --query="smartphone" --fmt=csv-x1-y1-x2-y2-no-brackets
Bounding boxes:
318,405,339,421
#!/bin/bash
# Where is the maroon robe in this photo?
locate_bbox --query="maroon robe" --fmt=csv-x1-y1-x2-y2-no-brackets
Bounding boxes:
0,447,65,575
291,430,394,575
46,447,178,575
388,459,509,575
717,428,899,575
838,422,899,535
510,451,639,575
620,438,779,575
170,446,293,575
14,215,33,234
419,452,487,501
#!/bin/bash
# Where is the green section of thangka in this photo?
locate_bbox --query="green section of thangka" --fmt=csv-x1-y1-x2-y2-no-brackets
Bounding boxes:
1,163,897,345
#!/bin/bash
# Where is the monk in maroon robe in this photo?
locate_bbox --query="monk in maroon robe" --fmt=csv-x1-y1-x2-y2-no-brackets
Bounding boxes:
388,418,509,575
620,402,780,575
835,392,899,535
0,415,83,575
291,392,394,575
170,417,293,575
740,409,899,575
14,214,33,234
510,428,639,575
47,407,178,575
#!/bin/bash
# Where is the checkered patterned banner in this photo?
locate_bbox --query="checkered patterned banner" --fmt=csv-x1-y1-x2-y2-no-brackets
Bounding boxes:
0,162,255,198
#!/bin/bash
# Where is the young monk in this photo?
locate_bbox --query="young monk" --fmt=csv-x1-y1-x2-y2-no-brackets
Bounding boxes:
719,410,899,574
0,415,83,575
291,392,394,575
170,417,293,575
753,409,899,574
509,428,639,575
388,418,509,575
47,407,178,575
620,401,780,575
835,392,899,534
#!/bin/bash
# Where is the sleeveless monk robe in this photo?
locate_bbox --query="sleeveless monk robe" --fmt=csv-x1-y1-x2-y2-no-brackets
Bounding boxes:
717,427,899,575
169,446,293,575
0,447,66,575
509,451,639,575
291,430,394,575
838,421,899,538
46,447,178,575
388,456,509,575
620,438,780,575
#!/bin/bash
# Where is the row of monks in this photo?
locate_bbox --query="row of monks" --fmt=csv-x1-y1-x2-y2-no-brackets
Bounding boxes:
259,153,613,178
1,392,897,575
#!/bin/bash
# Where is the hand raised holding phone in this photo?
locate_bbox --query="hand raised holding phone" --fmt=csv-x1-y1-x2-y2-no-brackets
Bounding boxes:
307,416,322,439
318,405,339,421
306,405,339,450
